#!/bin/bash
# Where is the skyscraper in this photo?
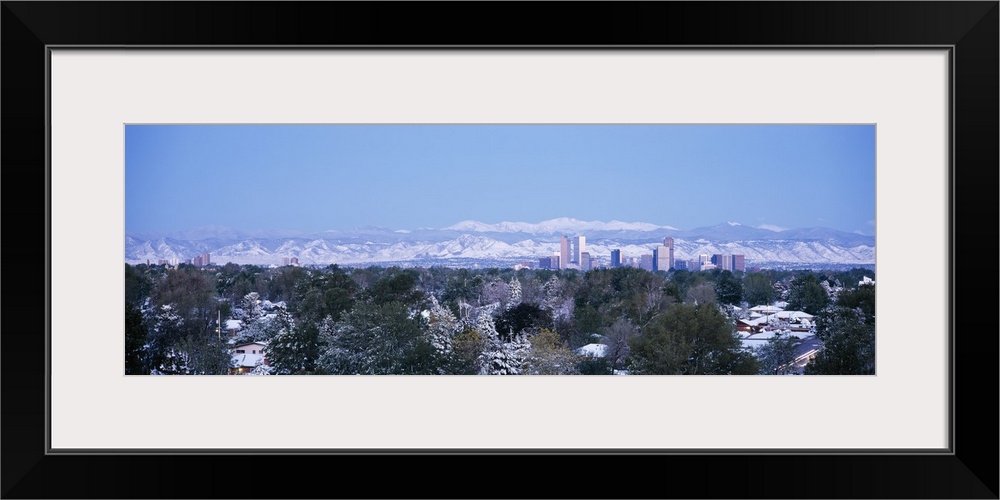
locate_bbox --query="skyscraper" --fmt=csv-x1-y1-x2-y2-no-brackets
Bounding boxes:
580,251,592,271
732,254,746,272
653,245,670,272
560,236,570,270
611,249,622,268
640,254,654,271
572,236,586,266
663,236,675,270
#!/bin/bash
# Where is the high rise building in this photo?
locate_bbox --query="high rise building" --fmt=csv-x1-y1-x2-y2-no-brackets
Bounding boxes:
653,245,670,272
572,236,586,266
290,257,299,265
640,254,654,271
580,251,592,271
611,249,622,268
663,237,675,270
539,254,562,270
282,257,290,266
560,236,570,270
202,253,211,266
732,254,746,272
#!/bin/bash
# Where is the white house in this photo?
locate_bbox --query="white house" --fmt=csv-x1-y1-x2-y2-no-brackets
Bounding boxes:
230,341,268,375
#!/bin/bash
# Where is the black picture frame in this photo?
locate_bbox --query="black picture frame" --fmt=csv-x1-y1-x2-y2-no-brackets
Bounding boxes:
2,2,996,498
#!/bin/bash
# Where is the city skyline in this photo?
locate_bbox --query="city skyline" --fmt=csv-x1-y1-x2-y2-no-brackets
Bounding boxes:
126,124,876,236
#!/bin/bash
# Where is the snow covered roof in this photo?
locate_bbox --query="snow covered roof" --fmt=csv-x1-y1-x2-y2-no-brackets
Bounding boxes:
575,343,607,358
225,319,243,330
231,353,264,368
749,305,785,313
744,330,814,341
232,341,267,349
772,311,814,320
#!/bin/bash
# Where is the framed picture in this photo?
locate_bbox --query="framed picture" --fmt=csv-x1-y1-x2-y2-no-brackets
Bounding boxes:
3,2,996,498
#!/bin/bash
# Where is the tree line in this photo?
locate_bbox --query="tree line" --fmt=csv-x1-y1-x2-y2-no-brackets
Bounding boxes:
125,262,875,375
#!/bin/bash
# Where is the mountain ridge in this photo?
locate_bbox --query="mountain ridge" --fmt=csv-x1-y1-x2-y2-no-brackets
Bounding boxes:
125,219,875,267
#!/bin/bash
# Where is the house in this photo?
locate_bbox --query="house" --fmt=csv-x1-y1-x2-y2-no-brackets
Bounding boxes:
229,341,268,375
224,319,242,337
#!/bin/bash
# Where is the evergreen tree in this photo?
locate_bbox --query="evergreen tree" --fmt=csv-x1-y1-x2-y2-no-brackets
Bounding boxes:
237,292,264,326
787,273,830,315
125,301,149,374
743,272,776,306
425,296,461,373
754,331,800,374
629,303,757,375
318,301,435,375
806,306,875,375
262,305,321,374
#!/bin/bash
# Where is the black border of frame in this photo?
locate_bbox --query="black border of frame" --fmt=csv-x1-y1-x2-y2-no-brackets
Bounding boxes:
2,2,997,498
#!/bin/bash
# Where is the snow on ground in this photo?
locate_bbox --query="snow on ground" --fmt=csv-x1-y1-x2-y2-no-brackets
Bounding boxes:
576,343,608,358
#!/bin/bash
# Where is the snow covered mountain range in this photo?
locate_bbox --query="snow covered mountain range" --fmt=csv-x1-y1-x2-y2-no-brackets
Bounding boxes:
126,218,875,267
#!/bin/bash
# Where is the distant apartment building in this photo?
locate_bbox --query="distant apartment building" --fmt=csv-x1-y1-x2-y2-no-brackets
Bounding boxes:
193,255,203,266
202,253,210,266
290,257,299,265
611,249,622,268
282,257,290,266
580,251,592,271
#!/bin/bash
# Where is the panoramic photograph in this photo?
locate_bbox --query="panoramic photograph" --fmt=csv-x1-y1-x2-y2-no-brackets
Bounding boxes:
124,124,876,376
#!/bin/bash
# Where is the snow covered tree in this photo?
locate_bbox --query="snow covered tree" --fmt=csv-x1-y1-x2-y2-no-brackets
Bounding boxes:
146,304,185,374
541,275,562,312
237,292,264,326
425,296,460,358
479,277,509,307
506,276,522,310
474,306,529,375
262,305,321,375
318,301,435,375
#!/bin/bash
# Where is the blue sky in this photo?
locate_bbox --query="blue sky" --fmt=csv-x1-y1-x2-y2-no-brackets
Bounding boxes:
125,124,876,235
